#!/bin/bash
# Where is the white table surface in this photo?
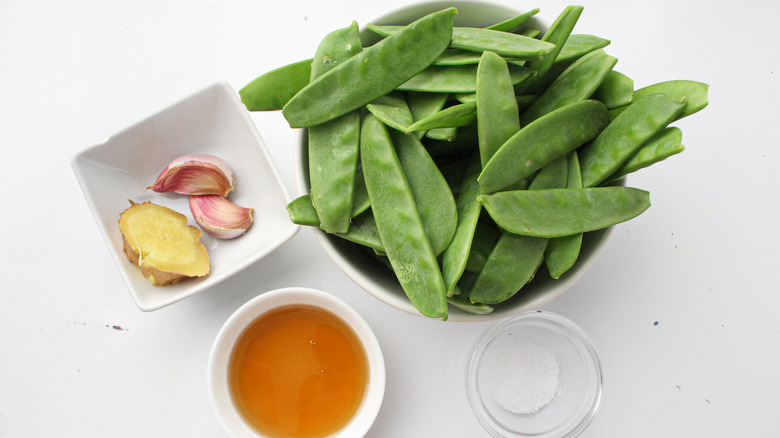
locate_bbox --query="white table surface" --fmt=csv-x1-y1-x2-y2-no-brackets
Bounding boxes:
3,0,779,436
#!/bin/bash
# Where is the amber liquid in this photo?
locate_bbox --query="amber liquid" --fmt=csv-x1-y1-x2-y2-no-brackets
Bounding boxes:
228,305,369,438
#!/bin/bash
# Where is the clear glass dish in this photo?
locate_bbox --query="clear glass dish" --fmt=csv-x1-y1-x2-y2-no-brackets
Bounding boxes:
467,311,603,437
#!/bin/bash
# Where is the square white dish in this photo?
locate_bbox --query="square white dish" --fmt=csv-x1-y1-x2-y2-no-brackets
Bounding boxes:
72,81,299,311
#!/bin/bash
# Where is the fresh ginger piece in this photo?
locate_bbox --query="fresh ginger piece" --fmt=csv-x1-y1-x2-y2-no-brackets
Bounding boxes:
118,201,210,286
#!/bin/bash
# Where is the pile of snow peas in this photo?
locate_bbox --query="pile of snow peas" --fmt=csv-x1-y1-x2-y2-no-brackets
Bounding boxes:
240,6,709,320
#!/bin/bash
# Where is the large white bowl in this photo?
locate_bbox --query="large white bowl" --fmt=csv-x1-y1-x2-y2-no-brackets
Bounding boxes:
293,1,616,322
208,287,385,438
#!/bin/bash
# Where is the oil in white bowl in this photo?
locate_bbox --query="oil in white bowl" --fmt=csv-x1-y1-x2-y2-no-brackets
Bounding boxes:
228,305,368,437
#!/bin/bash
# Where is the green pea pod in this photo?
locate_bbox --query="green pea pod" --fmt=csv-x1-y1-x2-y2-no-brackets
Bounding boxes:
479,100,610,194
367,91,415,132
424,125,478,159
286,194,321,226
360,114,448,319
426,127,459,141
480,187,651,238
441,153,483,295
486,8,540,32
307,22,363,234
283,8,456,128
468,233,548,304
517,28,541,38
449,27,554,59
607,127,684,182
544,150,584,279
367,24,555,60
406,101,476,132
555,34,611,64
406,91,449,139
447,295,494,314
477,51,520,167
434,49,484,66
464,219,502,273
391,131,458,256
528,155,568,190
334,209,384,252
520,49,617,124
398,63,535,93
579,93,686,187
285,172,370,227
632,80,709,120
515,5,583,95
240,58,312,111
592,70,634,109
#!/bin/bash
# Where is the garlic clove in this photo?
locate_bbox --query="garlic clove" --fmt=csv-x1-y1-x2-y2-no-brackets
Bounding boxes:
189,195,254,239
148,154,235,196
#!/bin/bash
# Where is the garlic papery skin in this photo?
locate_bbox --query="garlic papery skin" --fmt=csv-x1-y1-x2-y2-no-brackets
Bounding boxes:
189,195,254,239
149,154,235,196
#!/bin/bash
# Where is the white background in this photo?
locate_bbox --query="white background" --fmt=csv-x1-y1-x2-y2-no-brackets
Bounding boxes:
2,0,779,436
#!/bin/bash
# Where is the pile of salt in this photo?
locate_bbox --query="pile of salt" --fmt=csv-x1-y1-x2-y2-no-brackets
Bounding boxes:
489,339,560,414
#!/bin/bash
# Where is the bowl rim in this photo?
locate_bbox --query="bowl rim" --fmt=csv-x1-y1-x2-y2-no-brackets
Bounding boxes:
207,287,385,438
466,310,604,438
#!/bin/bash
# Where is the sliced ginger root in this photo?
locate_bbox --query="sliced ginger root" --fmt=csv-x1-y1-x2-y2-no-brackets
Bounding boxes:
119,201,210,286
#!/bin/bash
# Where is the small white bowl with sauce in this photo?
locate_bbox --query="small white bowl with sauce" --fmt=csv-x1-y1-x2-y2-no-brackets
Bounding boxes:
208,287,385,437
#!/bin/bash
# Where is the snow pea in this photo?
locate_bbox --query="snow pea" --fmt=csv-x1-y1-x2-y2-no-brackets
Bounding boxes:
407,91,449,139
391,131,457,256
607,127,684,182
366,91,414,132
554,34,611,64
335,210,384,252
468,233,548,304
592,70,634,109
480,187,651,238
434,49,484,66
520,49,617,124
515,5,583,95
367,24,555,60
307,22,363,234
479,99,610,194
286,168,370,227
360,113,448,319
447,295,494,314
441,153,483,295
469,147,568,304
485,8,540,32
426,127,458,141
544,150,584,279
464,219,502,273
240,58,312,111
632,80,709,120
286,194,320,226
398,63,534,93
579,93,685,187
406,101,476,132
283,8,456,128
477,51,520,167
423,125,478,159
528,154,568,190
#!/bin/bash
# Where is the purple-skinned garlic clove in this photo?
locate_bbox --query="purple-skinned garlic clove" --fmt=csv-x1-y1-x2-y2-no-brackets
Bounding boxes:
189,195,253,239
148,154,235,196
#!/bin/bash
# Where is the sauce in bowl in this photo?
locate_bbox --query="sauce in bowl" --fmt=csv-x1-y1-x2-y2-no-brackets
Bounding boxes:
229,304,368,437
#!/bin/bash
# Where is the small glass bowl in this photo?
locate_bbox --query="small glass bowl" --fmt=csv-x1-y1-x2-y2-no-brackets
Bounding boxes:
467,311,603,438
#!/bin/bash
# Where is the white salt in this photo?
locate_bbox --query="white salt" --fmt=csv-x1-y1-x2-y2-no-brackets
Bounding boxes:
489,339,560,414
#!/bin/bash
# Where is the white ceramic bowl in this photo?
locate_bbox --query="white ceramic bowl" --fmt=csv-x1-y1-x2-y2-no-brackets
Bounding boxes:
467,311,603,437
208,287,385,438
72,81,299,311
293,2,616,321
